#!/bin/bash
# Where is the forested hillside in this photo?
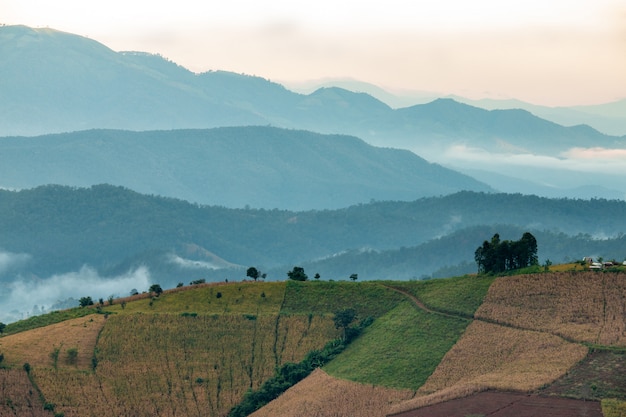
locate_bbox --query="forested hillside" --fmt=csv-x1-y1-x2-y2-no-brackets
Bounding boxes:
1,184,625,308
0,127,490,210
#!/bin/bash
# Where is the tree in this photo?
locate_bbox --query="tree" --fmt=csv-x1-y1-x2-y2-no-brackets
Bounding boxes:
475,232,539,274
149,284,163,296
287,266,308,281
314,273,320,280
349,273,358,281
247,267,260,281
79,296,94,307
0,322,5,334
333,308,357,341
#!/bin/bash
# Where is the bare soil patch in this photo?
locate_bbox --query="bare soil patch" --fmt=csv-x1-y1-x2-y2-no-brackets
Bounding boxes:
390,391,603,417
540,349,626,401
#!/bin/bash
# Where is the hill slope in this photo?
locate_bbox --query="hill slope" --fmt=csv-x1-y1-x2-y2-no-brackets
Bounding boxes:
1,272,624,417
0,126,491,210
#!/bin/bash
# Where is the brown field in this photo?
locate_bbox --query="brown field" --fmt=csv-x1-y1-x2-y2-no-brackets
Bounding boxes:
0,368,50,416
388,320,587,415
390,391,603,417
28,313,337,417
250,368,415,417
474,272,626,346
0,314,106,369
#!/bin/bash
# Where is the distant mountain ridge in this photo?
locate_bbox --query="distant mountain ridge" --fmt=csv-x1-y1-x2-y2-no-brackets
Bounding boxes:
0,126,491,210
2,25,625,201
1,24,622,153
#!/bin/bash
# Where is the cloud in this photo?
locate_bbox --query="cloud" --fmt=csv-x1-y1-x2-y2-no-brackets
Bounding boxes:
439,144,626,176
0,250,31,275
0,265,151,323
168,254,221,270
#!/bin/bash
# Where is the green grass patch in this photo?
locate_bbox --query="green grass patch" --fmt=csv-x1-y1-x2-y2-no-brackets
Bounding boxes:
105,282,285,316
602,399,626,417
281,281,406,318
1,307,97,336
323,301,469,389
391,274,495,317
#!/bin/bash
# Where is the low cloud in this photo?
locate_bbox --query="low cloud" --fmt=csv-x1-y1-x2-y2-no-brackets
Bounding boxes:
436,144,626,177
0,265,151,324
0,250,32,275
168,254,221,270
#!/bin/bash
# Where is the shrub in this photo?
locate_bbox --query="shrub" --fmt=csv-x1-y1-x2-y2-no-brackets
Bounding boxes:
66,348,78,365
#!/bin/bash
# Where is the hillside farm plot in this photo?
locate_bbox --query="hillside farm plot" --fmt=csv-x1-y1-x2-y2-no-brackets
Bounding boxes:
250,368,414,417
474,272,626,346
0,368,50,416
0,314,106,369
390,320,587,415
390,391,603,417
32,312,338,417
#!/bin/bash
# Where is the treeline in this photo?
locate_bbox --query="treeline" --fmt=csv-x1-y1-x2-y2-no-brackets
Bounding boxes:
474,232,539,274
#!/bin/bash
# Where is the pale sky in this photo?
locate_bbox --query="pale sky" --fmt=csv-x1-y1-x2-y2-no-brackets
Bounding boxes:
2,0,625,106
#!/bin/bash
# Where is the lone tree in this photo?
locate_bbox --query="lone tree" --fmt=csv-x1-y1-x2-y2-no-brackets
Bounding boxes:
149,284,163,296
79,296,94,307
0,322,5,334
246,266,267,281
349,273,358,281
475,232,538,274
287,266,308,281
333,308,357,341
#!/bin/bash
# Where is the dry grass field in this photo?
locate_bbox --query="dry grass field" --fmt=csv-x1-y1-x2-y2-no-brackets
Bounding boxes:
250,368,415,417
0,368,50,416
0,314,106,369
27,313,337,417
388,320,588,415
474,272,626,346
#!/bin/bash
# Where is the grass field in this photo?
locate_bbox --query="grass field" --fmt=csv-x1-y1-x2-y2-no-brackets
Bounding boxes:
324,301,469,389
390,274,495,317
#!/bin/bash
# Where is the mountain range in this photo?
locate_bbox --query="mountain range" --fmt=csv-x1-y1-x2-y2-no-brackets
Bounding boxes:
2,25,625,200
2,184,626,323
0,126,491,210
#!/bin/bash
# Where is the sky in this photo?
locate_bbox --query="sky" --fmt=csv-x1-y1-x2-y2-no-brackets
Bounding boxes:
2,0,625,107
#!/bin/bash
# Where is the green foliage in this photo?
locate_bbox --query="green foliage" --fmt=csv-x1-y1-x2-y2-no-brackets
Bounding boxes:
333,308,357,341
228,337,352,417
287,266,308,281
149,284,163,296
475,232,538,274
0,322,5,333
66,348,78,365
50,347,60,369
247,266,260,281
3,307,96,336
349,273,358,281
324,301,469,389
79,296,94,307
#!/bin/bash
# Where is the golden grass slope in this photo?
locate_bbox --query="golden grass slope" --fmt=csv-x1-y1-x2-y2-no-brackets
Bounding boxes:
475,272,626,346
250,368,415,417
0,314,106,369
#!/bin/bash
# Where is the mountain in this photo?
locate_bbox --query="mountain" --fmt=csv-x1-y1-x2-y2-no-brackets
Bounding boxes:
2,25,625,201
2,185,626,322
0,126,491,210
450,96,626,137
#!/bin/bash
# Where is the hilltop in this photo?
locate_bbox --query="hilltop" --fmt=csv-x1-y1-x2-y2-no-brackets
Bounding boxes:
0,270,625,416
